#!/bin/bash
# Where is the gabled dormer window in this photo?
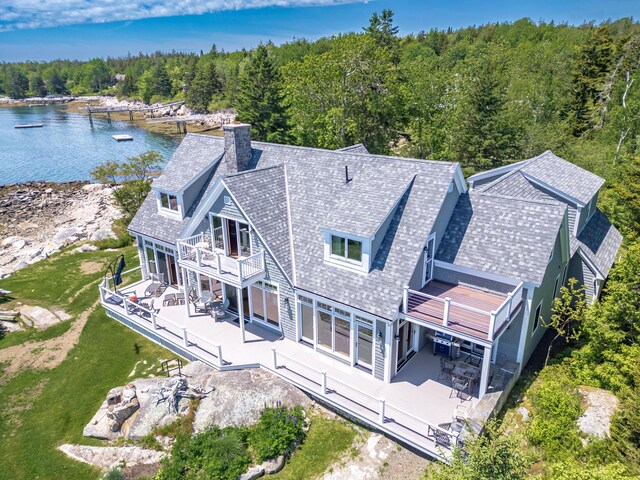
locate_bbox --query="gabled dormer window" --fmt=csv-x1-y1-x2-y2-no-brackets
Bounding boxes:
156,190,183,218
323,229,370,273
331,235,363,264
161,192,179,212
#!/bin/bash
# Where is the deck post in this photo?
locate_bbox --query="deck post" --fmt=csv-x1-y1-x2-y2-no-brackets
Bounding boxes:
321,371,327,395
271,348,277,369
443,297,451,326
403,286,409,313
151,311,157,330
196,247,202,268
488,311,497,341
378,398,386,424
182,328,189,348
479,345,492,397
506,292,514,317
237,287,246,343
216,345,223,367
216,252,222,274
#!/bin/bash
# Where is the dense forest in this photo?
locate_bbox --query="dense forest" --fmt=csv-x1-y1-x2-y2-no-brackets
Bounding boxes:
4,13,640,479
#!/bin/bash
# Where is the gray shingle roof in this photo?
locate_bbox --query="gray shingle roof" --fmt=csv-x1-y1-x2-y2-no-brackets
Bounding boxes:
470,150,605,205
152,135,224,192
479,170,553,201
474,156,621,279
337,144,370,155
323,171,416,238
132,133,458,320
519,151,604,205
222,165,294,281
436,192,567,285
575,209,623,277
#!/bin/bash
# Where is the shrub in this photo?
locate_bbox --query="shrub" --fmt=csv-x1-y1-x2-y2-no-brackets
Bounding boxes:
250,405,306,462
155,426,251,480
526,368,583,461
103,466,124,480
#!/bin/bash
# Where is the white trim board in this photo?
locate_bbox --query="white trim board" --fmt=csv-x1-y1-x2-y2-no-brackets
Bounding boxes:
433,260,526,288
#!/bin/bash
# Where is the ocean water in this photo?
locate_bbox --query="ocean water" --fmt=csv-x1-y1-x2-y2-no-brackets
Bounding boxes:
0,105,179,185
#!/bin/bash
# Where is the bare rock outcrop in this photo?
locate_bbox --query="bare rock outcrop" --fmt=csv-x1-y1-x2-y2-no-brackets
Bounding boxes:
0,181,120,278
58,444,166,470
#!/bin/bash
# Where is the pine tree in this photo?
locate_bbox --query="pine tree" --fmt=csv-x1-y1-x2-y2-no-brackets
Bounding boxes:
5,68,29,99
236,45,291,143
569,26,615,135
152,63,172,98
185,61,222,113
29,74,47,97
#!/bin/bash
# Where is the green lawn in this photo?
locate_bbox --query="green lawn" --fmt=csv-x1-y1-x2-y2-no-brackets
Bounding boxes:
0,247,168,480
271,413,357,480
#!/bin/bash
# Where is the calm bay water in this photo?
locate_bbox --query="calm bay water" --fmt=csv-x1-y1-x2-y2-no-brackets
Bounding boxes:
0,105,179,185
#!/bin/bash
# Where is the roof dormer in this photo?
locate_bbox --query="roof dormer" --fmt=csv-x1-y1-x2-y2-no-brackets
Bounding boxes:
322,229,371,274
155,189,184,219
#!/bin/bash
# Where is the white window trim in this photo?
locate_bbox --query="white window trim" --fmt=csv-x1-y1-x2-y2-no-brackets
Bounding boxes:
249,280,281,332
294,291,381,376
329,235,364,266
156,190,183,219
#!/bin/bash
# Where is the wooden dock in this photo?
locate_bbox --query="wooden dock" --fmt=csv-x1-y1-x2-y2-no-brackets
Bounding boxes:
86,101,184,126
146,115,231,133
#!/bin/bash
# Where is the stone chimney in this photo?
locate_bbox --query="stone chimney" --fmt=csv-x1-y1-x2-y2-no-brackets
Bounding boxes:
223,123,252,173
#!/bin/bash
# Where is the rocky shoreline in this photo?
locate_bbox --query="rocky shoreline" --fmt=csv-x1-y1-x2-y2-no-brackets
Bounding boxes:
0,181,121,279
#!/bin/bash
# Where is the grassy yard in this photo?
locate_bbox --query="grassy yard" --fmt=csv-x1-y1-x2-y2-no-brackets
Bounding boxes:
0,247,170,480
272,413,357,480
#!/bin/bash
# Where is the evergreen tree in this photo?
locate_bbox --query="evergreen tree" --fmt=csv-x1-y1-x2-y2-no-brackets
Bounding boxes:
28,74,47,97
185,61,222,113
152,63,172,98
236,45,291,143
569,26,615,135
5,68,29,99
450,56,522,168
44,68,66,94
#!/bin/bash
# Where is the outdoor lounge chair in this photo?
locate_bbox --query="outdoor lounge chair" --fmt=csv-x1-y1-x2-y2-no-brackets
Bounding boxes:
144,273,166,297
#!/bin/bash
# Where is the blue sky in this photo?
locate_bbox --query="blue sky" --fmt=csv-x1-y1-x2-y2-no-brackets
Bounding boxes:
0,0,638,62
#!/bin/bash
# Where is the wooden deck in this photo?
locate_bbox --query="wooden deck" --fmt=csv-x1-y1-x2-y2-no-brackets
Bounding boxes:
100,278,484,460
406,281,507,341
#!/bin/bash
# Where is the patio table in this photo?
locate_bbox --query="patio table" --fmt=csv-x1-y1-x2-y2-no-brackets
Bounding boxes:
453,362,480,393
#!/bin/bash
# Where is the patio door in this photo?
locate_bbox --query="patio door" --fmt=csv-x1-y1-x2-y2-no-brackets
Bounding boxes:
224,219,251,258
422,234,436,287
356,324,373,371
396,320,415,370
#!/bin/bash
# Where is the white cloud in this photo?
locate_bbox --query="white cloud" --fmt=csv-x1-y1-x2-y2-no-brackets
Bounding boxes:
0,0,366,32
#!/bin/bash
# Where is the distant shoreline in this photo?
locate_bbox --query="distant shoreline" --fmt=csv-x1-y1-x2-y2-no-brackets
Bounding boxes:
1,96,229,138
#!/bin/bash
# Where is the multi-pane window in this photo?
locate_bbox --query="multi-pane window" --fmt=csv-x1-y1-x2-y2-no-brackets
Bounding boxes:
316,302,351,358
250,281,279,327
160,192,179,212
330,235,362,263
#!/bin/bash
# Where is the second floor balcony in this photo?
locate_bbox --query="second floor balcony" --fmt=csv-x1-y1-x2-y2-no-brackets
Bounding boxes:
177,232,266,287
402,280,525,344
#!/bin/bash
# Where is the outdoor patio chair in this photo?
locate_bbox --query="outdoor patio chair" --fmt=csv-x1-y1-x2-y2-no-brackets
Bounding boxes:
453,403,470,422
437,357,456,383
450,377,471,401
431,423,453,448
189,290,212,315
466,355,482,368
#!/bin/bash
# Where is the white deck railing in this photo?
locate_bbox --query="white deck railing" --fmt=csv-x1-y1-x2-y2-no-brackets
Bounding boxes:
403,281,525,342
99,277,224,368
270,349,459,452
176,232,265,285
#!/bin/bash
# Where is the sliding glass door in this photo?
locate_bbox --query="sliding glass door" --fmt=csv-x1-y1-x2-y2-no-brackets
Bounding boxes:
250,281,279,328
